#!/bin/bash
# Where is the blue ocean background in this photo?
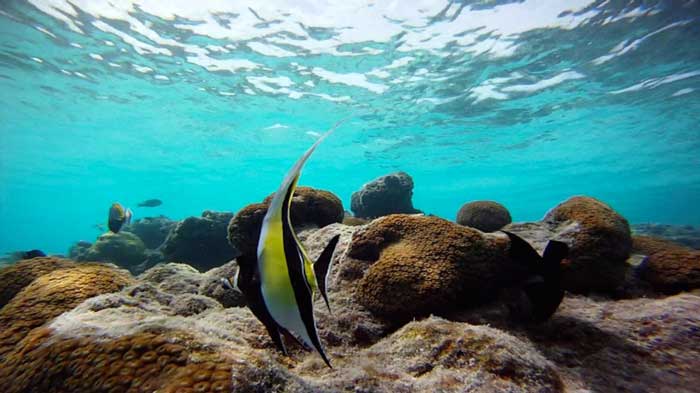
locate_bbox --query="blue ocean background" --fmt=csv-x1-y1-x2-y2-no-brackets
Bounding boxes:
0,0,699,256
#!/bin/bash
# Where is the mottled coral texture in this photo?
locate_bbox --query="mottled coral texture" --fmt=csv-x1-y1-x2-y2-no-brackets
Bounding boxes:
0,257,77,307
0,264,133,360
543,196,632,293
349,214,510,320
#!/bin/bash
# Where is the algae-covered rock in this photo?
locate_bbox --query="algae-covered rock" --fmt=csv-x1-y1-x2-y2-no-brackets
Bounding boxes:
349,214,510,320
632,223,700,249
526,293,700,393
350,171,421,219
0,263,133,360
82,231,148,270
123,215,176,249
67,240,91,260
161,210,237,271
0,257,77,308
228,187,344,262
456,200,512,232
324,316,563,393
200,260,246,308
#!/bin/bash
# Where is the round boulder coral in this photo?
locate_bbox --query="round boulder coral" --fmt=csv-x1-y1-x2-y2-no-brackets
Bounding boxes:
350,171,421,219
456,200,512,232
348,214,510,320
0,264,133,360
228,187,344,262
0,257,77,308
123,215,176,249
632,236,700,293
543,196,632,293
161,210,238,271
82,231,148,270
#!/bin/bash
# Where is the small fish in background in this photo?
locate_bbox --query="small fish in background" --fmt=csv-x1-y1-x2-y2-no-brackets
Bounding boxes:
137,199,162,207
222,120,346,368
92,223,106,232
108,202,132,233
502,231,568,322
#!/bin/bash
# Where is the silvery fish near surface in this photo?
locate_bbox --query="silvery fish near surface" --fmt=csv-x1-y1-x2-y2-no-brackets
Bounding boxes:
107,202,132,233
228,121,345,368
137,198,162,207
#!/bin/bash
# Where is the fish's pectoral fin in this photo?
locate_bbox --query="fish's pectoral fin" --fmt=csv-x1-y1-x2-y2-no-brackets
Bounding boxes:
314,234,340,314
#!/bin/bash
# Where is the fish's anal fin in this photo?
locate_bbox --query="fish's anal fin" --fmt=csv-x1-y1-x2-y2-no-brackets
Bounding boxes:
313,234,341,314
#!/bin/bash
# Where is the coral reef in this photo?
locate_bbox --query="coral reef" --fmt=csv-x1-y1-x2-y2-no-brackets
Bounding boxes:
350,171,421,219
506,196,632,294
228,187,344,261
68,240,92,260
0,263,133,360
632,223,700,249
123,215,176,249
161,210,237,272
348,214,511,320
456,200,512,232
0,257,77,308
81,231,148,271
631,235,700,293
1,195,699,392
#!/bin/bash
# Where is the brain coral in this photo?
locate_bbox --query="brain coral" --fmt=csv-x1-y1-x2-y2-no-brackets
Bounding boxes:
543,196,632,293
228,186,344,262
348,214,510,320
632,236,700,293
456,200,512,232
0,264,133,361
0,257,77,308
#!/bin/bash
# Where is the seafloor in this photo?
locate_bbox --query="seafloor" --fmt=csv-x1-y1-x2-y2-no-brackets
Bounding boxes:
1,172,698,393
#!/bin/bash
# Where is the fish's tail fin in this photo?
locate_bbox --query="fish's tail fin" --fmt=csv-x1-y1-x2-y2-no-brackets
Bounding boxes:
313,234,341,313
502,231,541,272
542,240,568,272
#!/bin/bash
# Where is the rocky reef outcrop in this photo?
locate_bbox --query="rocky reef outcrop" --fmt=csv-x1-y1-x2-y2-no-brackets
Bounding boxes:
161,210,237,272
632,223,700,249
123,215,176,249
350,171,421,219
81,231,148,270
456,200,512,232
1,195,699,392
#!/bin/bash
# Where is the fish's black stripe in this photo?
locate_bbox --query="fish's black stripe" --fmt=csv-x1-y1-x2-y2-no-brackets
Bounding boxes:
280,179,331,367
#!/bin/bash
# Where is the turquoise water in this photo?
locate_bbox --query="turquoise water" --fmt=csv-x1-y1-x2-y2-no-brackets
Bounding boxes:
0,0,699,256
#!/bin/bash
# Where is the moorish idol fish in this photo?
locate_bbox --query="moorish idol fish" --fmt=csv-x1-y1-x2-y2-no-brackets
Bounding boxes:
502,231,568,322
108,202,132,233
227,121,345,367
